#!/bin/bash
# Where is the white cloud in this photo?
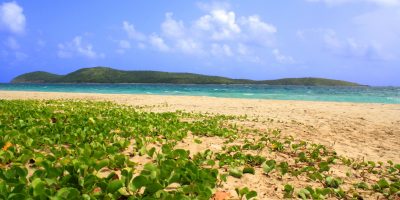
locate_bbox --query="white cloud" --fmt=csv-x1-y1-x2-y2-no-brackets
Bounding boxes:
2,36,30,62
137,42,146,49
118,40,131,49
306,0,400,6
5,36,19,49
57,44,72,58
353,8,400,58
298,28,390,60
322,29,342,49
0,1,25,34
240,15,276,34
195,9,241,40
58,36,104,59
175,39,203,55
161,13,185,38
115,40,131,54
301,0,400,60
122,21,146,41
149,34,169,52
119,5,281,63
272,49,295,64
73,36,101,58
211,43,233,57
237,43,249,55
239,15,277,46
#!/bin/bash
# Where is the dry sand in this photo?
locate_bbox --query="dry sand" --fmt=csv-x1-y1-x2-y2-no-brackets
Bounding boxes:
1,90,399,163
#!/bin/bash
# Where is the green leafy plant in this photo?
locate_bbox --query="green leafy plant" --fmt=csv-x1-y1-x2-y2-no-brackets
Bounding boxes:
283,184,294,198
235,187,257,200
262,160,276,175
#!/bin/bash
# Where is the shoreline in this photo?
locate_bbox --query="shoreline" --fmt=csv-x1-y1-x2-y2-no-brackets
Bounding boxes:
0,88,399,105
1,90,399,163
1,89,397,105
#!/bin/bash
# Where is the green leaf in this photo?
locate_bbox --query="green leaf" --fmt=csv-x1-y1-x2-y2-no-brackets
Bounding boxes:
278,162,289,175
7,193,26,200
318,162,330,172
325,176,342,188
242,167,255,175
354,182,369,190
107,180,124,194
31,178,46,197
297,189,311,200
377,178,390,189
283,184,294,198
144,182,163,195
262,160,276,175
147,147,156,158
143,163,158,179
246,191,257,199
55,187,81,199
132,175,148,190
229,168,243,178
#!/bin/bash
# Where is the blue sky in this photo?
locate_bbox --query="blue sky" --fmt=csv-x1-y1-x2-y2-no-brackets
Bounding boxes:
1,0,400,85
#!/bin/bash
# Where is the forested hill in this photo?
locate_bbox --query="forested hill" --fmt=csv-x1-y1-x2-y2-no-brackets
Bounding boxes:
11,67,361,86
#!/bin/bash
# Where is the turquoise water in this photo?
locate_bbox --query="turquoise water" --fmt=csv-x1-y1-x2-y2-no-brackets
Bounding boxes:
1,83,399,104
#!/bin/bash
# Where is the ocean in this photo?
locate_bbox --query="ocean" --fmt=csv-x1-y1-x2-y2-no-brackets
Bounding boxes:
0,83,399,104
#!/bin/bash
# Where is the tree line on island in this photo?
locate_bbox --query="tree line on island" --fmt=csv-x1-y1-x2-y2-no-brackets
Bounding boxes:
12,67,361,86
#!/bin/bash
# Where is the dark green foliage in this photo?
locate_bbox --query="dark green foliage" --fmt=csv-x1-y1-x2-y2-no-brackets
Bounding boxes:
1,99,398,199
0,100,227,199
11,66,361,86
11,71,62,83
235,187,257,200
258,77,361,86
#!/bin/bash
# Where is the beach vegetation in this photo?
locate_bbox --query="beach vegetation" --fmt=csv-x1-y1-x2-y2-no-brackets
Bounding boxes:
0,99,398,199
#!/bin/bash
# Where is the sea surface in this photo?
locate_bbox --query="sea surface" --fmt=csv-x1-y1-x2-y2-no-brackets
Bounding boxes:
0,83,399,104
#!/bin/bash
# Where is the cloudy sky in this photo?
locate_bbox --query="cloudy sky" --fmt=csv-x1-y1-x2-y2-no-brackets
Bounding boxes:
1,0,400,85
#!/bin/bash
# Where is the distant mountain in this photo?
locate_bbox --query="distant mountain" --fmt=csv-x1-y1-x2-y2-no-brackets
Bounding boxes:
11,67,361,86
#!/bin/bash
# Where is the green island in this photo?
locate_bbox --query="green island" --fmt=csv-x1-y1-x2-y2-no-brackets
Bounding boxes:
0,100,398,199
11,67,360,86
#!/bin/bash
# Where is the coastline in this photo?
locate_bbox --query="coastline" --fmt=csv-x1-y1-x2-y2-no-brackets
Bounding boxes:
1,83,399,104
1,90,399,163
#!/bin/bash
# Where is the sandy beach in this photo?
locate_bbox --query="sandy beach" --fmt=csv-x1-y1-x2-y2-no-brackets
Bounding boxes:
1,90,399,164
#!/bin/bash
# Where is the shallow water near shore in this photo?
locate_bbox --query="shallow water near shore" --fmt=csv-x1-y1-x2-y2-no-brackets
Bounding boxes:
1,83,399,104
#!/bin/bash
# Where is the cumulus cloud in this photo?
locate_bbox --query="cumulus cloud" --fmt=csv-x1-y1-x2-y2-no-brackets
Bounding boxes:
0,1,26,34
161,13,185,38
211,43,233,57
194,9,241,40
115,40,131,54
149,34,170,52
272,49,295,63
118,40,131,49
298,28,390,60
119,3,288,63
58,36,104,59
239,15,277,46
353,8,400,59
122,21,146,41
175,39,204,55
304,0,400,60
